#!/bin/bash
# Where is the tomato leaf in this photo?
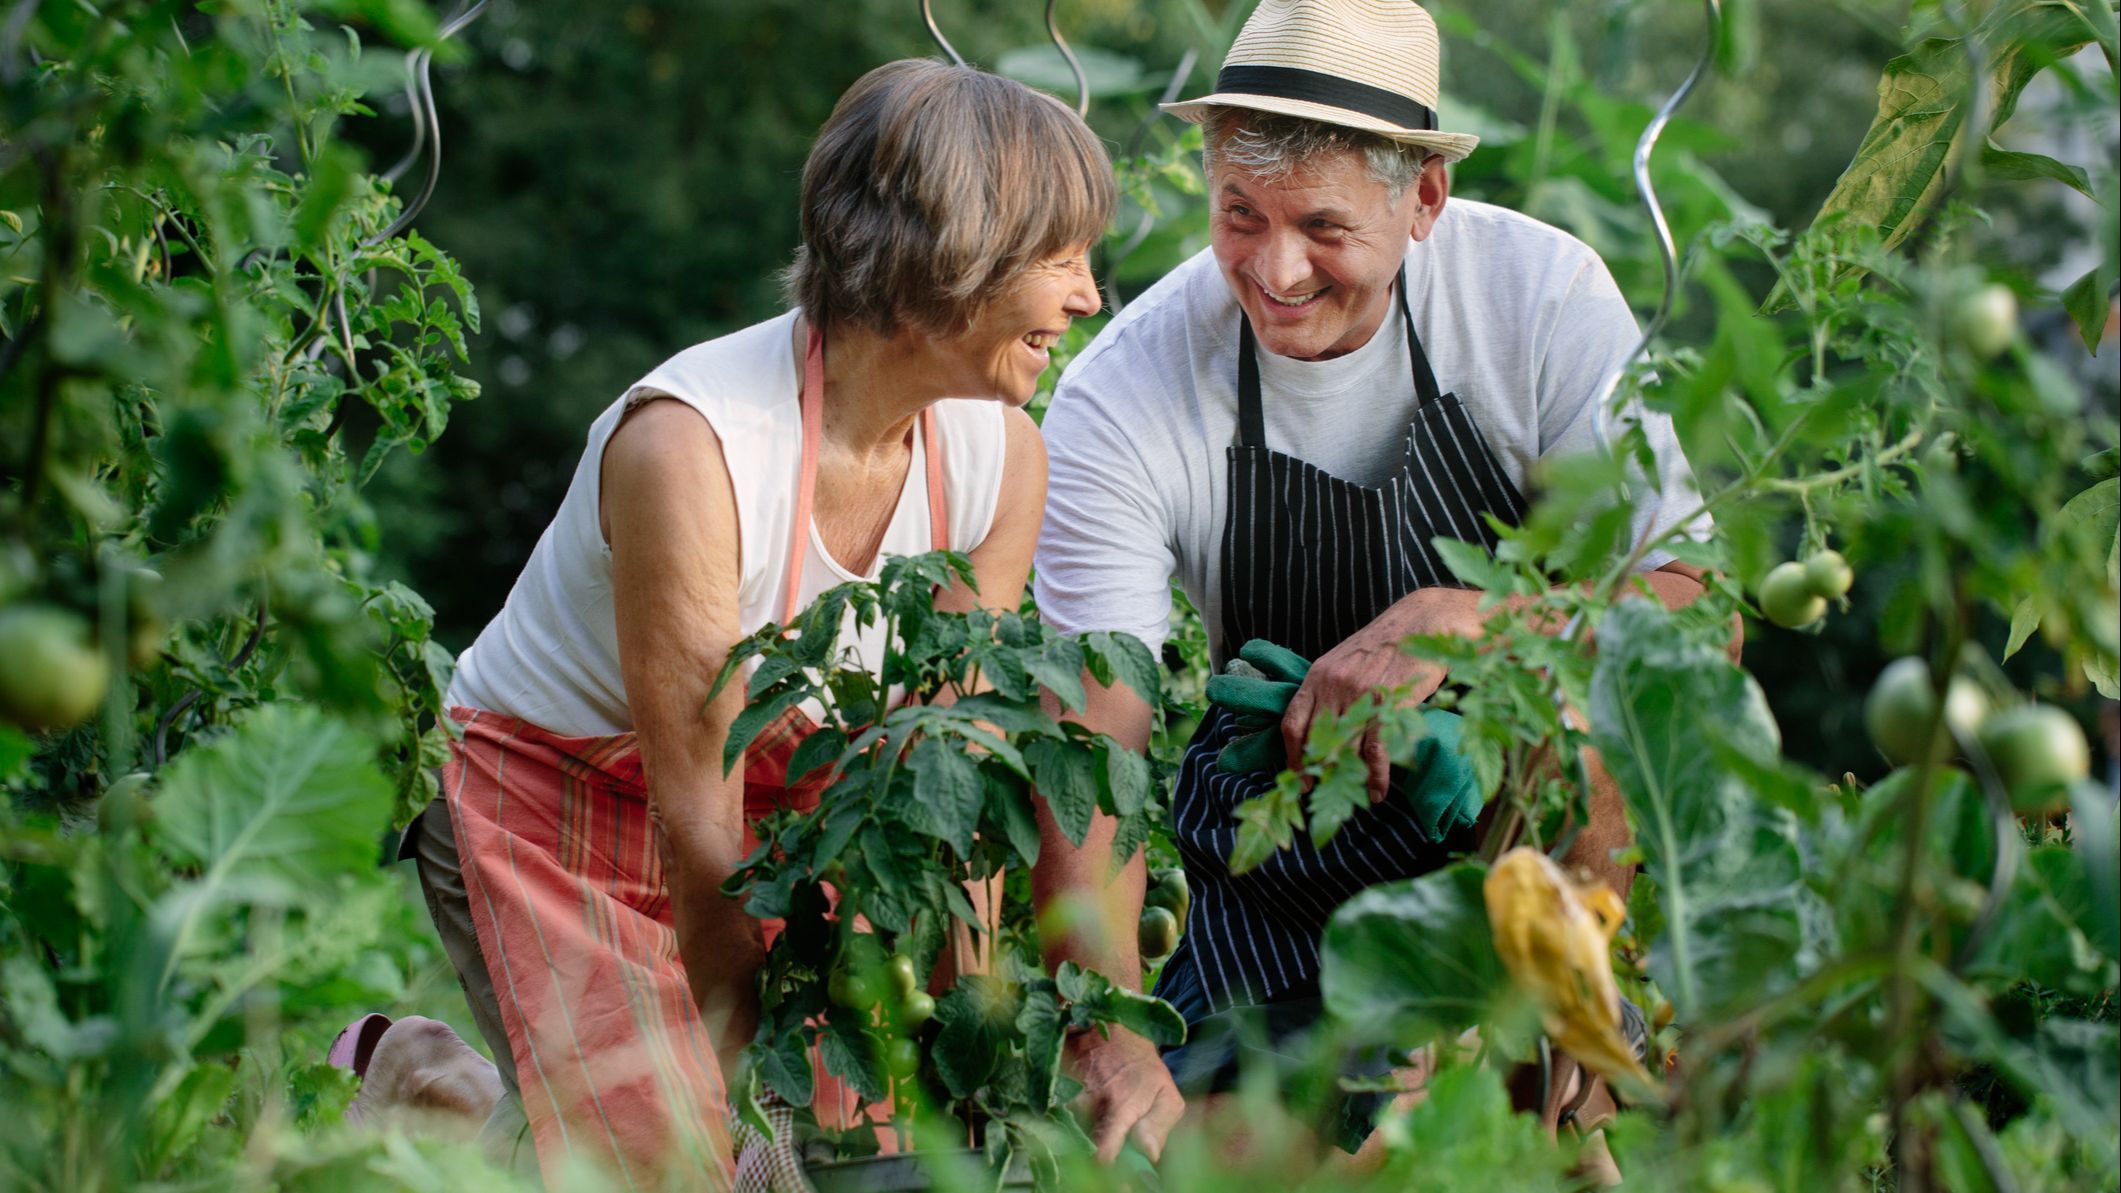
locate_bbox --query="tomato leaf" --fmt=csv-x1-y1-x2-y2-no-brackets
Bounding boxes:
722,688,809,775
818,1016,886,1105
1770,8,2092,308
152,705,392,901
1981,141,2094,197
2060,265,2116,355
932,982,1009,1098
904,737,982,855
756,1026,816,1108
985,768,1044,867
1322,862,1506,1042
1084,630,1164,710
1098,739,1151,817
1016,981,1066,1112
1588,601,1807,1020
1025,738,1098,847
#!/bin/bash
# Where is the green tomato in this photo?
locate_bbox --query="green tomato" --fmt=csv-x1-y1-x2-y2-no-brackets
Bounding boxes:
1143,868,1190,922
125,567,166,670
1864,658,1989,765
829,967,881,1012
127,617,167,671
896,990,935,1030
0,604,111,732
1976,705,2090,813
98,772,152,834
1801,550,1853,600
887,954,919,1000
885,1036,921,1079
1758,562,1826,629
1949,283,2018,360
1138,906,1180,961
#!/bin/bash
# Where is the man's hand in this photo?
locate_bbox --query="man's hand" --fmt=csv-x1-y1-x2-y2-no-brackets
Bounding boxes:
1281,587,1486,803
1068,1028,1186,1163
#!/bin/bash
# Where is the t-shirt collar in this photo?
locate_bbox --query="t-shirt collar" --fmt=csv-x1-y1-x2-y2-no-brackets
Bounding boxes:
1250,284,1407,402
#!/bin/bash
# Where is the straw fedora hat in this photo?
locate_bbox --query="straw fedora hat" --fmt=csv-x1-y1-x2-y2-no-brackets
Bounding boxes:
1162,0,1480,162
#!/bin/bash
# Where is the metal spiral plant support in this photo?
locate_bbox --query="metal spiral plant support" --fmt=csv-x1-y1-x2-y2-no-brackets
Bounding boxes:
921,0,966,66
1531,0,1723,1113
1592,0,1721,452
1544,0,1720,655
1045,0,1089,116
1102,49,1199,317
371,0,491,245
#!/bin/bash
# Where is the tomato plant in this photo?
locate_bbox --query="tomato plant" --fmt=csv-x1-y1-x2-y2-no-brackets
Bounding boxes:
1,1,486,1188
712,552,1182,1181
1238,5,2120,1189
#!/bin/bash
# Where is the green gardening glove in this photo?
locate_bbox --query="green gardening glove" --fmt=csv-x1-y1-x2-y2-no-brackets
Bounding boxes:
1237,639,1311,684
1398,708,1483,843
1208,640,1483,844
1206,640,1315,775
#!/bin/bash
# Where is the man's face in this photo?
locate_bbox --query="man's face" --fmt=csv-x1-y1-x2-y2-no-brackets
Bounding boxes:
1208,145,1444,362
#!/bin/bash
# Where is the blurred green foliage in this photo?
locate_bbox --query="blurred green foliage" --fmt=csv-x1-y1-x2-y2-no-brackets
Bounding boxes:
1,0,494,1185
2,0,2116,1190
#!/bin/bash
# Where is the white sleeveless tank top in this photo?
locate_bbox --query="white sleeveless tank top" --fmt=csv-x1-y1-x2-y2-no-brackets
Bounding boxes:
448,310,1010,736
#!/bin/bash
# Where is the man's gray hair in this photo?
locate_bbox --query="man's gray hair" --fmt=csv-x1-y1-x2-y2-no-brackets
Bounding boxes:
1201,107,1432,200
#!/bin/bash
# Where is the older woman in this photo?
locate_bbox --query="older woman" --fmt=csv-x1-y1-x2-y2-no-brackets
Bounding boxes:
405,59,1112,1187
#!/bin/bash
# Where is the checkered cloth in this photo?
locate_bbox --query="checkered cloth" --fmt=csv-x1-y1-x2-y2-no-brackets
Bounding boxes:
733,1095,814,1193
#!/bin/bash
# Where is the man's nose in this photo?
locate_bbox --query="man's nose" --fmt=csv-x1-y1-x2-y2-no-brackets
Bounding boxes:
1255,231,1312,295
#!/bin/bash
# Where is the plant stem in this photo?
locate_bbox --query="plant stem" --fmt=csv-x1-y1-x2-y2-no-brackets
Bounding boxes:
1881,609,1968,1192
1686,952,1893,1059
1761,426,1926,495
21,148,71,522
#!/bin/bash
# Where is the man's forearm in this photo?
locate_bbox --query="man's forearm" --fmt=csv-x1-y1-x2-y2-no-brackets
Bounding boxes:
1031,807,1150,989
1469,562,1710,634
1032,680,1156,990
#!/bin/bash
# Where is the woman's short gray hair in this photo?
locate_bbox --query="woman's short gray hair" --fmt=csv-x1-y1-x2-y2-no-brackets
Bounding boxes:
785,59,1115,339
1201,107,1432,200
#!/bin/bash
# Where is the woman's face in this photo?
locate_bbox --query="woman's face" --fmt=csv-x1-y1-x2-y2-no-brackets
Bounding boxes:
942,247,1102,406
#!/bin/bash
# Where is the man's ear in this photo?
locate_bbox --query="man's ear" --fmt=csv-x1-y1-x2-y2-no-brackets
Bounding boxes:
1407,155,1450,242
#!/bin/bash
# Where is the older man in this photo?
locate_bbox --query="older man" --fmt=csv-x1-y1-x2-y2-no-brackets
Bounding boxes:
1029,0,1712,1164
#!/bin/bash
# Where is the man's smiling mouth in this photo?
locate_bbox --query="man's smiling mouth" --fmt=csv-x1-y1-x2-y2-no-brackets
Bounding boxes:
1258,280,1326,309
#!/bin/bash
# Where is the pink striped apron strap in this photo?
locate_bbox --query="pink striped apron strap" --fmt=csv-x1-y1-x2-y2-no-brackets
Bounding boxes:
783,322,953,626
783,323,827,625
920,406,946,551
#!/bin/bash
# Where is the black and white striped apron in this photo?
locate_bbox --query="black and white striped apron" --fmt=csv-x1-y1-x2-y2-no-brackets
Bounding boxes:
1158,268,1528,1015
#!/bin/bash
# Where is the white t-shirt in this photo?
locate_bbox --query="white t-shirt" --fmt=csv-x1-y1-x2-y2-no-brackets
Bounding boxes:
1033,199,1706,657
449,311,1009,736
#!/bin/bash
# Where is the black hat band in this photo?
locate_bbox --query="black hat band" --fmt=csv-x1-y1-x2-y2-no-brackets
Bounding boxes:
1213,64,1438,132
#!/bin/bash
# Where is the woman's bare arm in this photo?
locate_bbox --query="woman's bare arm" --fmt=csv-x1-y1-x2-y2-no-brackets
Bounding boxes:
602,397,758,1086
932,407,1046,620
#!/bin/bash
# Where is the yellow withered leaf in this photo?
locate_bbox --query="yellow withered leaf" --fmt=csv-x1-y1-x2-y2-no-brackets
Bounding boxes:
1483,848,1650,1088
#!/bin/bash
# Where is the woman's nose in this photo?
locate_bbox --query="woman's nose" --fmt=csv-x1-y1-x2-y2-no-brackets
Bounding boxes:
1064,269,1102,318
